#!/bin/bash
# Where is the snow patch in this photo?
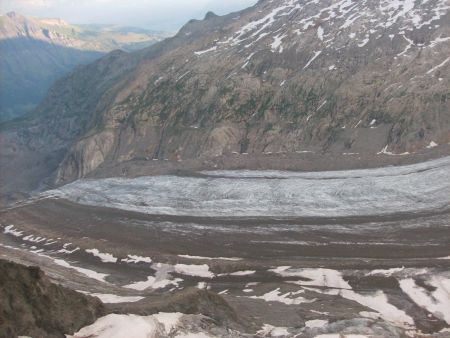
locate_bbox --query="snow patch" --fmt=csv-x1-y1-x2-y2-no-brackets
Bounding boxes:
272,267,352,289
178,254,241,261
257,324,290,337
79,292,145,304
123,275,181,290
85,249,118,263
399,276,450,324
229,270,256,276
377,145,410,156
194,46,217,56
121,255,152,264
174,264,214,278
309,288,414,328
249,288,315,305
426,141,438,149
270,34,286,53
317,26,324,41
53,259,109,283
57,243,79,254
304,51,322,69
426,57,450,74
305,319,328,328
366,267,404,277
3,225,23,237
67,313,183,338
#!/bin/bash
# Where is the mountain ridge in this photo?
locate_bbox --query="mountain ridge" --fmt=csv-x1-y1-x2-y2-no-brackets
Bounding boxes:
1,0,449,197
0,11,170,121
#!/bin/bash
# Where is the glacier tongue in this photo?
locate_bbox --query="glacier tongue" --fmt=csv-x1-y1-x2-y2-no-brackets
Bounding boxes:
45,156,450,218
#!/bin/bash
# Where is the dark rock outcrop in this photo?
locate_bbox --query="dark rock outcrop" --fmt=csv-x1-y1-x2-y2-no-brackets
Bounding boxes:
0,259,105,338
107,287,243,330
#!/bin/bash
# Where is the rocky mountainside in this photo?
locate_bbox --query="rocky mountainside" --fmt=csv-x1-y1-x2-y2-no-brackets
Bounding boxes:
1,0,449,193
0,12,169,121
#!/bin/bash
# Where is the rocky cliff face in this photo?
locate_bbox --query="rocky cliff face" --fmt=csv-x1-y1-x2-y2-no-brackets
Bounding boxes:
2,0,450,188
0,50,138,198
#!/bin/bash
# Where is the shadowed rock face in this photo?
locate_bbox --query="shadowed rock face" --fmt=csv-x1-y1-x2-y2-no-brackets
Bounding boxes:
0,259,105,338
1,0,450,190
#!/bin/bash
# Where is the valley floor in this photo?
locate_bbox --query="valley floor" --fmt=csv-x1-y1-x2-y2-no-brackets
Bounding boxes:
1,156,450,337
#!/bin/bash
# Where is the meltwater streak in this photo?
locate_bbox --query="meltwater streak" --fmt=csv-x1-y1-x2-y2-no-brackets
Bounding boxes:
45,156,450,218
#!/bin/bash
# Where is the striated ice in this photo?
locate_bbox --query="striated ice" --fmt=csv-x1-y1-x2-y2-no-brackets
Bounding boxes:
45,156,450,218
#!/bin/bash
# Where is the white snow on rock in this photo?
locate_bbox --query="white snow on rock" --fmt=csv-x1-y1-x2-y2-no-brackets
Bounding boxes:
79,292,145,304
178,254,241,261
153,312,184,333
304,51,322,69
426,57,450,74
269,267,414,327
305,319,328,328
257,324,291,337
377,145,410,156
224,2,295,46
272,267,352,289
212,0,450,65
358,37,370,47
122,262,182,290
174,264,214,278
121,254,153,264
67,313,184,338
399,276,450,324
85,249,118,263
194,46,217,56
22,235,46,243
426,141,438,148
249,288,316,305
308,287,414,328
366,267,405,277
317,26,324,41
57,243,80,254
174,333,215,338
123,275,181,290
271,34,286,53
3,225,23,237
53,258,109,283
315,335,369,338
229,270,256,276
197,281,208,289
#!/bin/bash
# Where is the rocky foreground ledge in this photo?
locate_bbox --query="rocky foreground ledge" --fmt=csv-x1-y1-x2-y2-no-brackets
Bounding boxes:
0,259,104,338
0,258,247,338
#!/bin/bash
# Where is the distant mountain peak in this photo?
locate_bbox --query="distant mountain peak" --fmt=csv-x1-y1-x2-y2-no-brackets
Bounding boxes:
204,11,218,20
39,17,70,27
0,11,170,122
6,11,19,18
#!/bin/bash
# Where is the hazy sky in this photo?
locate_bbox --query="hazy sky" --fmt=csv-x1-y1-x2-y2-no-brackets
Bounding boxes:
1,0,258,32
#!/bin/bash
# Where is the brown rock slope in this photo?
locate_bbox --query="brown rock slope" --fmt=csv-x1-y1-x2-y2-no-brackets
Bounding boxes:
0,259,105,338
